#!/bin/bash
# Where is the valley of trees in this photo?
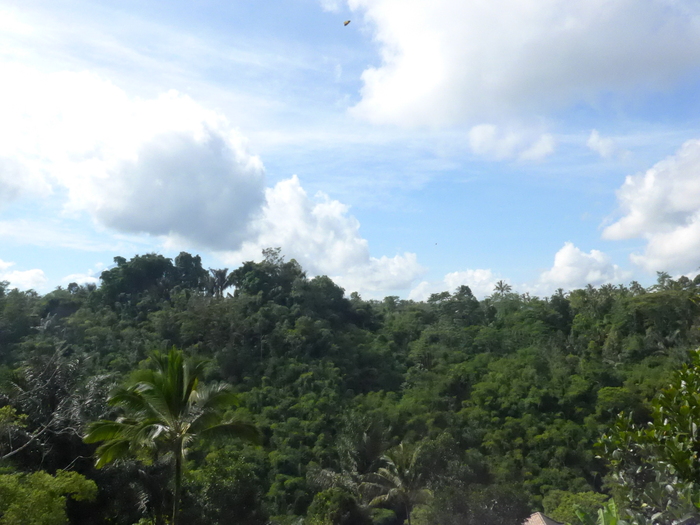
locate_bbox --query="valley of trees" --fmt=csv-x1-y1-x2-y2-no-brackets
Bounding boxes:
2,248,700,524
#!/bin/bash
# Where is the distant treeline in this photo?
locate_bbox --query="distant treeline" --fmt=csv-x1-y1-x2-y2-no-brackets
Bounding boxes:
1,249,700,525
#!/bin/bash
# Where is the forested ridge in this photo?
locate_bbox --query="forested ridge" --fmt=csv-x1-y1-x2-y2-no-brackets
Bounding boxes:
2,249,700,525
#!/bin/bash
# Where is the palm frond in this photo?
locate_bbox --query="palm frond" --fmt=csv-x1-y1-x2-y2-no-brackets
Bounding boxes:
192,383,239,410
84,420,132,443
94,439,132,468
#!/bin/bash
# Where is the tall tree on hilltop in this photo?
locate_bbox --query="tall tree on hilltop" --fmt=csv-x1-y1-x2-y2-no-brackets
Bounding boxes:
494,280,512,295
208,268,235,298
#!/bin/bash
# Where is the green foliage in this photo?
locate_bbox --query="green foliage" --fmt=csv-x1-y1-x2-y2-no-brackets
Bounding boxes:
364,442,432,524
0,470,96,525
598,350,700,523
183,446,268,525
306,488,371,525
84,347,260,525
574,500,631,525
3,251,700,524
423,483,531,525
0,406,26,429
543,490,609,524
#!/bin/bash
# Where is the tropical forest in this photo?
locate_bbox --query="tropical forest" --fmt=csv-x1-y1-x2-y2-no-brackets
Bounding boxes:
2,249,700,525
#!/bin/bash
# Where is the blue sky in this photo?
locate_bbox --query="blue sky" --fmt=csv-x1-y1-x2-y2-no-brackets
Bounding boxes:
2,0,700,299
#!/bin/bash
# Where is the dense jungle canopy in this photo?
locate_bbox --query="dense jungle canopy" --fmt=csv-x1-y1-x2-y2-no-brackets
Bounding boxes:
2,249,700,525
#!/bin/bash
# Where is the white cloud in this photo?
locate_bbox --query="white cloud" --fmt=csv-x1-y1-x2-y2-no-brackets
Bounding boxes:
0,260,48,291
0,63,265,250
0,9,32,35
468,125,520,159
536,242,628,293
320,0,343,12
62,273,100,286
0,62,426,297
467,124,555,160
587,130,617,158
348,0,700,127
223,175,425,297
519,134,555,161
603,139,700,273
409,268,501,301
62,263,103,286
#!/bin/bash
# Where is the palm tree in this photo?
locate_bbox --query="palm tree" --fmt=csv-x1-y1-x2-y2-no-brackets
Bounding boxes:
493,280,512,295
208,268,235,298
364,442,431,525
310,420,390,501
84,348,261,525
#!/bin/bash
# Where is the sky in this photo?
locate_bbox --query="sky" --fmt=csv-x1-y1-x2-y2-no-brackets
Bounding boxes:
2,0,700,299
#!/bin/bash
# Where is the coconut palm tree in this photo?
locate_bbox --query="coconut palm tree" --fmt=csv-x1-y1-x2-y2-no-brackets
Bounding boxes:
493,280,512,295
208,268,235,298
364,442,431,525
84,348,261,525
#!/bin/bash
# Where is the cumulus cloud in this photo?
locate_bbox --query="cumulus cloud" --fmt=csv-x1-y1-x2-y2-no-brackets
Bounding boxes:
587,130,617,158
348,0,700,127
0,63,427,297
0,260,48,291
536,242,628,292
87,130,264,250
0,63,265,250
224,176,426,297
409,268,502,301
603,139,700,273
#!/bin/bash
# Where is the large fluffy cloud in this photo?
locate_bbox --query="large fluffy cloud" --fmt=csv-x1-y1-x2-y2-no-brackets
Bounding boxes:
536,242,628,293
0,63,265,250
0,62,429,297
225,176,425,296
603,139,700,273
348,0,700,127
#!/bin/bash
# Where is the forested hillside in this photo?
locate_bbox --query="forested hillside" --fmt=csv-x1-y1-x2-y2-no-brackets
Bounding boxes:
2,250,700,525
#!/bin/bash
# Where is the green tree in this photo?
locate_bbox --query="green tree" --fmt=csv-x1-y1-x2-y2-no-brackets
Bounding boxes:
494,281,512,295
574,500,631,525
84,348,261,525
99,254,175,307
207,268,235,298
598,349,700,523
0,469,96,525
306,488,372,525
364,443,431,525
543,490,609,525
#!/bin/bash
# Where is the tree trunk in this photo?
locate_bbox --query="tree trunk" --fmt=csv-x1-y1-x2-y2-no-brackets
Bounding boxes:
172,444,182,525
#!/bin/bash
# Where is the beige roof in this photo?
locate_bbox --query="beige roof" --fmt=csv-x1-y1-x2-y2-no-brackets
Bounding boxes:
523,512,564,525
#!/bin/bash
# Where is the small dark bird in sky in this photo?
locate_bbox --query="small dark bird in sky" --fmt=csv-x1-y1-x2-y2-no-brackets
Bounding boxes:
344,20,351,26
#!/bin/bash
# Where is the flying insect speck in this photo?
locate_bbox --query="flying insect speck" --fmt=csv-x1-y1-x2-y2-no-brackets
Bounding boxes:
344,20,351,26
